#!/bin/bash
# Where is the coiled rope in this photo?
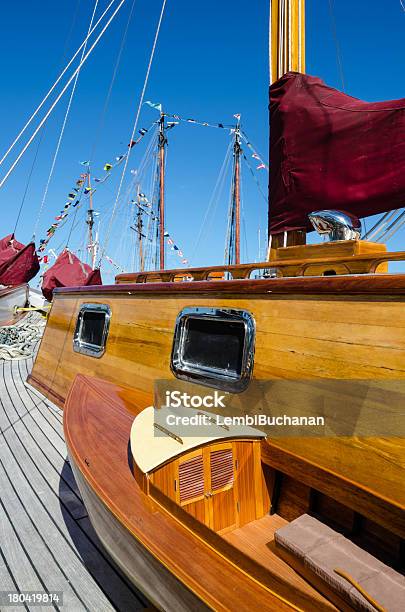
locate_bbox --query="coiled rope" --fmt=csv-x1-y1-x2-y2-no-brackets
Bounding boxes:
0,312,46,361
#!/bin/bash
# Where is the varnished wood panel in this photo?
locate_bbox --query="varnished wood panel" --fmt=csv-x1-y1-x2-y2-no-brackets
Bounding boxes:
262,439,405,538
30,281,405,516
65,373,334,610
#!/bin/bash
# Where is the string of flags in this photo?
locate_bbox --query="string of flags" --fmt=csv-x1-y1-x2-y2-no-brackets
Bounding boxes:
144,101,268,172
131,193,189,265
104,254,124,273
38,172,90,255
240,132,269,171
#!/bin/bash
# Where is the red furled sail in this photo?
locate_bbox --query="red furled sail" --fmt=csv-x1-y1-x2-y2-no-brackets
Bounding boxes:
42,250,102,302
0,234,40,285
269,72,405,235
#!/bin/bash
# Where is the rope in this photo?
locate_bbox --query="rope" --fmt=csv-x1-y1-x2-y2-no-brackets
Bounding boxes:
0,0,119,171
89,0,137,162
33,0,100,239
0,312,46,361
98,0,168,266
333,568,385,612
0,0,126,190
328,0,345,92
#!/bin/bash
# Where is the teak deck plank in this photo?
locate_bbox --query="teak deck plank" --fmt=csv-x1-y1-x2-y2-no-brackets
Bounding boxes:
0,357,147,611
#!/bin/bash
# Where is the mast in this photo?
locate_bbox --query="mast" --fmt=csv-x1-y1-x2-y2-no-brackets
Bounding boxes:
137,186,145,272
225,121,242,266
234,125,241,264
158,112,167,270
268,0,306,255
270,0,305,83
85,169,96,269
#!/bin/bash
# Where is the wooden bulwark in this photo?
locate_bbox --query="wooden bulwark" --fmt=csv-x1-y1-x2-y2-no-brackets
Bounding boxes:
115,245,405,283
0,355,147,611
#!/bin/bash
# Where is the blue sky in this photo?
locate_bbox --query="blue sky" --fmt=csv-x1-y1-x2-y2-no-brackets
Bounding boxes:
1,0,405,284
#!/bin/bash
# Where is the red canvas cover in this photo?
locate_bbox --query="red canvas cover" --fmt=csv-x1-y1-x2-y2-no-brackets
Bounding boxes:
0,234,40,285
269,72,405,234
42,250,102,302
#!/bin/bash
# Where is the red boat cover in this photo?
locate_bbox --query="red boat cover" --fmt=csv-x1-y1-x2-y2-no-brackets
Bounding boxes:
0,234,40,285
269,72,405,234
42,250,102,302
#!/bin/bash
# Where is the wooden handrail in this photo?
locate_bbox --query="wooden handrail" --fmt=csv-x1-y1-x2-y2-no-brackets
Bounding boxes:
115,250,405,284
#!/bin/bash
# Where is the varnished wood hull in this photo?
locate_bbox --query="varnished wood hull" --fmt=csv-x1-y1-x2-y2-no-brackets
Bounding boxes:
64,374,333,611
69,459,208,611
0,283,28,326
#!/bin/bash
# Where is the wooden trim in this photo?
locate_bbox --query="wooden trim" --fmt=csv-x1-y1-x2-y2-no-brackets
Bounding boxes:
0,283,28,299
27,373,65,408
261,441,405,539
54,273,405,297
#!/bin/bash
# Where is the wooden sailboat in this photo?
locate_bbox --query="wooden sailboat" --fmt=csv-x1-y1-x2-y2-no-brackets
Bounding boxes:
0,234,40,325
25,0,405,609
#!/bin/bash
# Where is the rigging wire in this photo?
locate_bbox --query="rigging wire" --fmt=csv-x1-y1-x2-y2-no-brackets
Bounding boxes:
33,0,100,239
0,0,119,171
190,140,233,262
98,0,168,266
13,0,82,235
364,209,399,241
0,0,126,190
375,209,405,243
328,0,345,92
13,131,44,235
89,0,137,162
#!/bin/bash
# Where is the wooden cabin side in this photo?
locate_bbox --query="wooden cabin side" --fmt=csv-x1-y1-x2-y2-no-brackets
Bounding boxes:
30,275,405,410
29,276,405,506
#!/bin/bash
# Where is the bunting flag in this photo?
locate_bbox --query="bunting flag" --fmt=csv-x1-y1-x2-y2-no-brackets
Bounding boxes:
242,154,267,203
104,163,112,172
130,191,189,266
233,113,241,120
80,161,90,166
145,100,162,112
240,133,269,170
37,170,92,253
104,255,125,273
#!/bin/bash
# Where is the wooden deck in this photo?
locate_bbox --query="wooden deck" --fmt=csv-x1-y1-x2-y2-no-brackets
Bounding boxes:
0,353,149,611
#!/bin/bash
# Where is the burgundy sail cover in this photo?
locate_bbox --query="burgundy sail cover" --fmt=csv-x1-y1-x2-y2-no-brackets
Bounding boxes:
42,250,102,302
269,72,405,234
0,234,40,285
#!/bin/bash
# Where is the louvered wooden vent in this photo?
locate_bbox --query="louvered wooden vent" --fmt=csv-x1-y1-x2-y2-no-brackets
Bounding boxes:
210,449,234,492
179,455,204,503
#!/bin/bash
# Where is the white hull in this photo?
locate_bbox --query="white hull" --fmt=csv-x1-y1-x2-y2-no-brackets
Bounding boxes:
0,284,29,326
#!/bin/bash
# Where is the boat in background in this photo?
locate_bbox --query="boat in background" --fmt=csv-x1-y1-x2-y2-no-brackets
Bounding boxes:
0,233,39,325
41,249,102,303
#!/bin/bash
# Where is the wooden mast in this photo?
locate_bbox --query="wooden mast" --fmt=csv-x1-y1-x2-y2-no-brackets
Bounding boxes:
234,125,241,264
158,112,166,270
137,186,145,272
268,0,306,257
86,170,96,269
